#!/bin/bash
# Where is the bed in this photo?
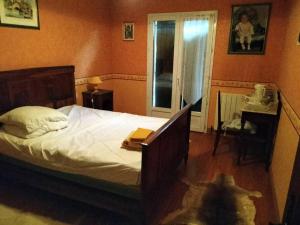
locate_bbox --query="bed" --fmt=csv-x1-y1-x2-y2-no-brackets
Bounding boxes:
0,66,192,225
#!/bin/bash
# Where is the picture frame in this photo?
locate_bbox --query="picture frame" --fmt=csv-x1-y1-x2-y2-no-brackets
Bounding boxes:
0,0,40,29
228,3,271,55
123,22,134,41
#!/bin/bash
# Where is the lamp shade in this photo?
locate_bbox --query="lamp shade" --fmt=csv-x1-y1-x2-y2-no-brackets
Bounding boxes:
87,76,102,85
87,76,102,91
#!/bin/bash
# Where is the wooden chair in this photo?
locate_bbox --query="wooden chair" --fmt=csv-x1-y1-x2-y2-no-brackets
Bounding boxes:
212,91,243,155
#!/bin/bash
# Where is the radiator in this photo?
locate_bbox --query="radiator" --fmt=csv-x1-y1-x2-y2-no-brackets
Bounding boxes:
214,93,243,129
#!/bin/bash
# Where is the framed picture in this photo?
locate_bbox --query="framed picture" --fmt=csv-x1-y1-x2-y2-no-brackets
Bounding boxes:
228,3,271,55
123,22,134,41
0,0,40,29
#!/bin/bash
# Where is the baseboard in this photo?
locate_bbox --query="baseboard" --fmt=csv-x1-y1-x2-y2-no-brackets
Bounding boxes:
270,168,281,223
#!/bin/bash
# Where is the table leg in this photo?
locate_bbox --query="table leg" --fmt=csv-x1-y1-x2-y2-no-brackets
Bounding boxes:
238,115,247,165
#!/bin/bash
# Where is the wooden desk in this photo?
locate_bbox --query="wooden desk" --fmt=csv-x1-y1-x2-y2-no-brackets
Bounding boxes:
239,96,280,170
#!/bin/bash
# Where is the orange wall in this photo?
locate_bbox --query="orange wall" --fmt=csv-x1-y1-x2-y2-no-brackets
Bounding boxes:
0,0,288,116
109,0,286,116
277,0,300,116
113,79,147,114
271,0,300,221
271,110,299,221
0,0,112,78
111,0,286,82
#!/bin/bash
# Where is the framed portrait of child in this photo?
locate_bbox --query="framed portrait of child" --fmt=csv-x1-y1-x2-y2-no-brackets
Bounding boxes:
228,3,271,55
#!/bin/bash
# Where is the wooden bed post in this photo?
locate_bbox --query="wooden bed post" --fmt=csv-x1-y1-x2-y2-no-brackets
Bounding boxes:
185,105,192,165
141,104,192,223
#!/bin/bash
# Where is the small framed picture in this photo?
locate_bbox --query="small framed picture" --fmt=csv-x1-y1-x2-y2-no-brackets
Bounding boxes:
0,0,40,29
228,3,271,55
123,22,134,41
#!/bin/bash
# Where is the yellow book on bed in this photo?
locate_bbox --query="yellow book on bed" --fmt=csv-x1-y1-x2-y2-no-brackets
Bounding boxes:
130,128,154,142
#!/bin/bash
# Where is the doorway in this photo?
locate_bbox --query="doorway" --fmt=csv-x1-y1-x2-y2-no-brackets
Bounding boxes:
147,11,217,132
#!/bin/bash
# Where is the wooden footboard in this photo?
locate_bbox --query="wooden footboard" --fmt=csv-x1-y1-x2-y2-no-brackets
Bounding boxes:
141,104,192,222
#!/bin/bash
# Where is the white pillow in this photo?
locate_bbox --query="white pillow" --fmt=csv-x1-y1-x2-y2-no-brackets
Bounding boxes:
57,105,74,116
0,106,68,138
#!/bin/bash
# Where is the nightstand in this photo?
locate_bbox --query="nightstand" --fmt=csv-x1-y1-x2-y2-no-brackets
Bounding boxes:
82,89,113,111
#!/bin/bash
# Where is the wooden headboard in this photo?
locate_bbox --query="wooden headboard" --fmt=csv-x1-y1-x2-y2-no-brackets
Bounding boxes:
0,66,76,114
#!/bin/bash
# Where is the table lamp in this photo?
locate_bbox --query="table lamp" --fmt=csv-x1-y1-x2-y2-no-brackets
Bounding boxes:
87,76,102,92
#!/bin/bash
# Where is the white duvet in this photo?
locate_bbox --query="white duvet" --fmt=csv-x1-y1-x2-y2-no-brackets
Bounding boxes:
0,105,167,186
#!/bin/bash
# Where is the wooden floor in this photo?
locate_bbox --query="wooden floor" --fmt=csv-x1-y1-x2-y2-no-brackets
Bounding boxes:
154,132,277,225
0,132,277,225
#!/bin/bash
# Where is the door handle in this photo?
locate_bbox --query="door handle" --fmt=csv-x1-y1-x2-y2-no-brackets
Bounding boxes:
177,78,180,88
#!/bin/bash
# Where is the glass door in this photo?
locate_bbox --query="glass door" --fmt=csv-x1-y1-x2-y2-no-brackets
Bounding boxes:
147,12,217,132
147,15,180,119
152,21,175,109
177,15,216,131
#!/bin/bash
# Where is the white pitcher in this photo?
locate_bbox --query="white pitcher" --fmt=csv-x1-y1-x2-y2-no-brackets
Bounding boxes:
254,84,266,102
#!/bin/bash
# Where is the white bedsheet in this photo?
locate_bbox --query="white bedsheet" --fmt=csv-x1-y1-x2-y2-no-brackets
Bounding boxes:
0,105,167,186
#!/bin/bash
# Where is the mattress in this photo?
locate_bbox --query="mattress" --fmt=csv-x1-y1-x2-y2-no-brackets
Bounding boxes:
0,105,167,186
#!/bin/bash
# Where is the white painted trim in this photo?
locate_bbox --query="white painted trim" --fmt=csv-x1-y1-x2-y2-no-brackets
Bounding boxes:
148,10,218,18
171,17,181,116
152,107,172,113
202,12,218,132
146,17,153,116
